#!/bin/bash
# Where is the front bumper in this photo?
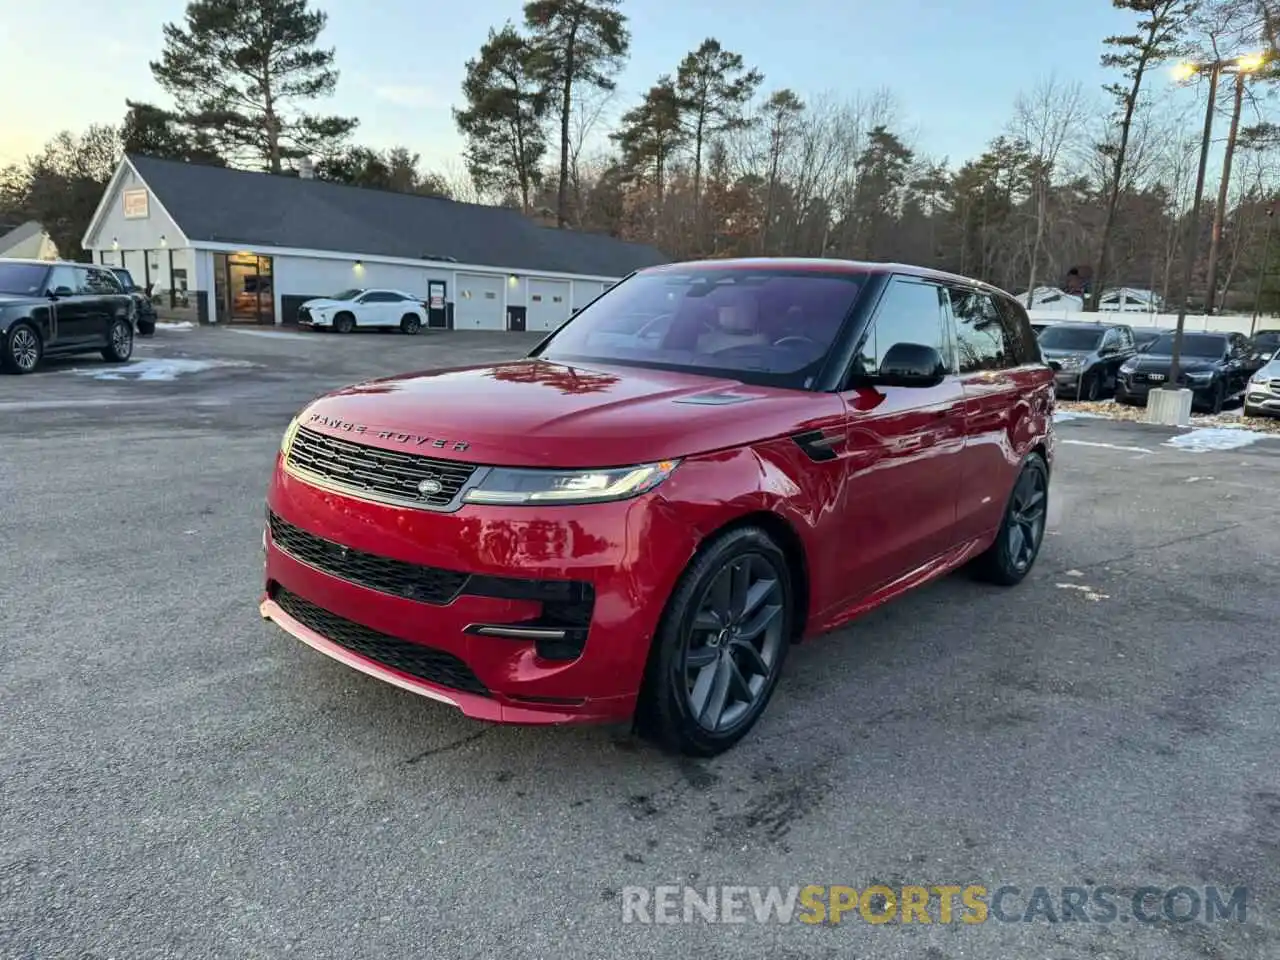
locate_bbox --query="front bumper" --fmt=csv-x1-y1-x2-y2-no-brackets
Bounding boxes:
1052,368,1087,394
1115,376,1216,405
1245,386,1280,416
260,462,700,724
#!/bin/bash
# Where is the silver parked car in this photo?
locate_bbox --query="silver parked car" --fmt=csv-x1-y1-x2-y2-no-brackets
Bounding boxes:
1244,354,1280,418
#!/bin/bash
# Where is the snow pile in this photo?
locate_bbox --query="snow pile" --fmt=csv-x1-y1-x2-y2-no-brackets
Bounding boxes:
73,358,256,381
1053,409,1107,423
156,321,194,331
1163,427,1272,453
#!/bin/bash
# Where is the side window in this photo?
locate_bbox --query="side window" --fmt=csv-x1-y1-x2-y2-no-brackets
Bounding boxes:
1116,326,1134,350
84,268,122,294
949,288,1008,372
1231,333,1249,357
848,277,950,382
46,266,79,295
1101,329,1120,351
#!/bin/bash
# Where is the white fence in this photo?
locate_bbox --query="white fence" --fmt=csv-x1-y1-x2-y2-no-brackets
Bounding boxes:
1027,308,1277,336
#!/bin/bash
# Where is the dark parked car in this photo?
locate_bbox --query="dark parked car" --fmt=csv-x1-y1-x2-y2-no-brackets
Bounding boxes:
1250,328,1280,361
1116,331,1263,412
0,258,135,374
261,257,1056,755
1037,321,1136,400
1132,327,1174,352
109,267,157,336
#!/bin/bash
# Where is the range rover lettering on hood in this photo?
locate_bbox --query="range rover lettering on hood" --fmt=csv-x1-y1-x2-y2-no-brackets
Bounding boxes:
307,413,471,451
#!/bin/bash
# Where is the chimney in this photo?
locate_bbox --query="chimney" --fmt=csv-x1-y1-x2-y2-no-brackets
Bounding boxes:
298,157,315,179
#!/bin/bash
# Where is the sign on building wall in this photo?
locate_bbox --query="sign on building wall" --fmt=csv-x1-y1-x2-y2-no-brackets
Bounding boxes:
122,188,150,219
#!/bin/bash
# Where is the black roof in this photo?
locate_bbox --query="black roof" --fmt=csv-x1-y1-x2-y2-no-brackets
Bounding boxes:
126,154,669,278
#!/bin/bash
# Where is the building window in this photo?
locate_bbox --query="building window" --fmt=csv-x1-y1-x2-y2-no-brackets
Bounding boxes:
552,295,563,303
532,294,543,302
484,291,496,299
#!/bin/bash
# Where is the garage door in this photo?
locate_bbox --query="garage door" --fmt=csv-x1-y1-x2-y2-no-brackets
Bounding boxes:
527,279,572,331
454,273,505,330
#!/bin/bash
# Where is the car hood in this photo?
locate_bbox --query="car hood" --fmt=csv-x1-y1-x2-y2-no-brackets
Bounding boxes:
297,359,838,468
1125,354,1219,374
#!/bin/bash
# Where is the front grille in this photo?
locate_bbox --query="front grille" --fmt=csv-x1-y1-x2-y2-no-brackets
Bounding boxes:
298,307,311,323
273,586,491,696
269,512,468,604
286,426,477,509
1270,379,1280,391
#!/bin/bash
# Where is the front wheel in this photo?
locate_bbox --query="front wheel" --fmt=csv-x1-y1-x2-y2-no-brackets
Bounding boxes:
101,318,134,363
971,453,1049,586
1084,371,1102,402
332,312,355,334
400,314,422,335
1206,380,1225,414
638,527,793,757
3,322,43,374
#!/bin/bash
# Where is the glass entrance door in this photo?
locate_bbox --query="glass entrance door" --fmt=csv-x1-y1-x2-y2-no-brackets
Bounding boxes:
225,253,275,324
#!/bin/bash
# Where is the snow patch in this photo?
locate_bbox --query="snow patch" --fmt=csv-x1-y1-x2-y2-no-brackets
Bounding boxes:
72,358,256,381
1163,427,1273,453
1053,409,1105,422
1057,583,1110,601
156,321,194,331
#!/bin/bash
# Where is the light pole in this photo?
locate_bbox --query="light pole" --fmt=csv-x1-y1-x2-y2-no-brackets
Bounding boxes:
1253,204,1276,335
1205,53,1267,314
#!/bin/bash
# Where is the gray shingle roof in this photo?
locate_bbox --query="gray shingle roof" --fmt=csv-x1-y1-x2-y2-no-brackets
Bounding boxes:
127,154,669,278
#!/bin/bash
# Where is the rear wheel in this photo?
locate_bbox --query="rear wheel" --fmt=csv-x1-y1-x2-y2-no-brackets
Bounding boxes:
333,312,355,334
3,322,42,374
1207,380,1226,414
972,453,1049,586
1084,371,1102,402
101,318,134,363
638,527,793,757
400,314,422,335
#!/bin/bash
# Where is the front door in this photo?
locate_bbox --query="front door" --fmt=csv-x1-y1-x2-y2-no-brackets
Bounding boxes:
830,276,967,606
44,265,95,349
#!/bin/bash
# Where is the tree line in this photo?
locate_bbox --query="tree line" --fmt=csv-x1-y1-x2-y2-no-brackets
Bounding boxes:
4,0,1280,312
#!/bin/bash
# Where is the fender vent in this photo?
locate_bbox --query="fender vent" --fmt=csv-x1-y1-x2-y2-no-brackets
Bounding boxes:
792,429,841,462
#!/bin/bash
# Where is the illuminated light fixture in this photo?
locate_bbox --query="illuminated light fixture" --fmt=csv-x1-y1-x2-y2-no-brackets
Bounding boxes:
509,274,519,285
159,235,167,247
111,237,119,249
1237,51,1267,72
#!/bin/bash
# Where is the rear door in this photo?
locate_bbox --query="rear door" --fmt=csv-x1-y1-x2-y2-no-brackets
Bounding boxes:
947,286,1049,543
829,275,968,604
82,266,125,344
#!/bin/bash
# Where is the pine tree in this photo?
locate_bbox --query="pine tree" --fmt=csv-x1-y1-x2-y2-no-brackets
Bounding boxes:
454,24,551,212
150,0,357,172
524,0,630,227
122,100,225,165
610,77,686,202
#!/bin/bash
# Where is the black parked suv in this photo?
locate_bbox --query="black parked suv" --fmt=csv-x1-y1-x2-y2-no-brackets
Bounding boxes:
0,258,136,374
109,266,157,336
1037,321,1137,400
1116,330,1264,413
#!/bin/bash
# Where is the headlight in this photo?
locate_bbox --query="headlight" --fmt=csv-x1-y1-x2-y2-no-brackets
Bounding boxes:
463,460,680,505
1058,355,1083,369
280,415,301,455
1185,371,1212,382
1120,360,1137,374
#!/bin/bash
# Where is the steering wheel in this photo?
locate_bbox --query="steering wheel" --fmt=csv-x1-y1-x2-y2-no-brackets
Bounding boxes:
773,335,819,349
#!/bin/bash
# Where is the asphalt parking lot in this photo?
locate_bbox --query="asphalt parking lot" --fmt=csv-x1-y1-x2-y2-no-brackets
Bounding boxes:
2,325,1279,960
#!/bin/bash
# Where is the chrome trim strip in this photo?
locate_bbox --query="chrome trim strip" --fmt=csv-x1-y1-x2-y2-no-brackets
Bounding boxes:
468,624,568,640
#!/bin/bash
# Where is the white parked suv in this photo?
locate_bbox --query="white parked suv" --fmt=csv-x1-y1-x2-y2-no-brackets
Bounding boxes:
297,288,428,334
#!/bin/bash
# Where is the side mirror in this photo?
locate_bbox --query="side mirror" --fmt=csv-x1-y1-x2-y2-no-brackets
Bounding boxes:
48,286,74,299
877,343,947,388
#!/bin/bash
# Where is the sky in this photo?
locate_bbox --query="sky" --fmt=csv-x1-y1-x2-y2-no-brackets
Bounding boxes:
0,0,1171,173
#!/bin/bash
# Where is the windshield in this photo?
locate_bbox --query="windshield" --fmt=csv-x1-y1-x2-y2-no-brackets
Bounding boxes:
1038,326,1103,351
1147,333,1226,358
1252,331,1280,349
330,288,364,301
0,262,49,296
532,268,864,389
112,269,134,285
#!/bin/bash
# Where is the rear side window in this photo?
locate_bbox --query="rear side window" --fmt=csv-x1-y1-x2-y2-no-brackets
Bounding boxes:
948,288,1008,372
82,267,122,294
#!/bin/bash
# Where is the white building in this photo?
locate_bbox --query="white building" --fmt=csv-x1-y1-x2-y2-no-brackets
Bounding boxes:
0,221,58,260
81,154,668,330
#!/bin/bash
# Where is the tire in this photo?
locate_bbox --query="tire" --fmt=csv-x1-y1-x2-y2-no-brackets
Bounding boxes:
400,314,422,335
333,312,355,334
1244,404,1260,418
1084,371,1101,402
137,319,156,337
2,322,43,374
1200,379,1225,414
971,453,1049,587
638,526,794,757
101,318,134,363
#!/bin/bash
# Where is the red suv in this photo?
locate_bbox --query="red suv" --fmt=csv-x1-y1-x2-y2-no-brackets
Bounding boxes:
261,259,1055,755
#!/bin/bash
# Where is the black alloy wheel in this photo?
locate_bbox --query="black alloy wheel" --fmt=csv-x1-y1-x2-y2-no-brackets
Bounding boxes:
639,527,793,756
972,453,1049,586
333,313,355,334
400,314,422,335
